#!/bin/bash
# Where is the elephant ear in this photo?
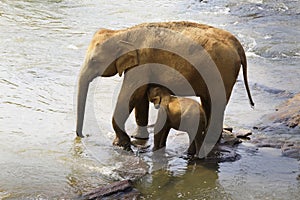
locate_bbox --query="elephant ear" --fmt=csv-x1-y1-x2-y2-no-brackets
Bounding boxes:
116,41,139,76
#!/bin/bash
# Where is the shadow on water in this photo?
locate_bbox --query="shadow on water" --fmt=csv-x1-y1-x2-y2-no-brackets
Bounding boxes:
135,160,231,199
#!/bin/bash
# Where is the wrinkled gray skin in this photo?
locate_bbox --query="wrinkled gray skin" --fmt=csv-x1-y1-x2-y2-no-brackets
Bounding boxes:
148,86,207,156
76,21,254,151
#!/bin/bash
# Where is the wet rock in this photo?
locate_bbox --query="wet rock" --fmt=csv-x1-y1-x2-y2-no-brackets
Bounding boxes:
205,145,241,162
223,125,233,133
81,180,139,200
235,129,252,140
113,160,148,181
221,129,249,145
281,143,300,159
251,134,300,159
251,136,283,148
268,93,300,128
251,93,300,159
111,154,149,181
200,128,252,162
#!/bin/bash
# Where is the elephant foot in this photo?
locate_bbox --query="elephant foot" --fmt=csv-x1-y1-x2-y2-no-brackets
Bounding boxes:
152,146,161,151
131,126,149,140
76,131,84,138
113,137,132,152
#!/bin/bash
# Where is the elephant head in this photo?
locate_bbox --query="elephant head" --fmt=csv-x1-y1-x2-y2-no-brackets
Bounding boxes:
76,29,140,137
148,86,173,109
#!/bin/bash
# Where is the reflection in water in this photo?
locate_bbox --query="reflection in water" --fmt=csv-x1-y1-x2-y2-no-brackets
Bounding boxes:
72,137,85,158
136,160,231,199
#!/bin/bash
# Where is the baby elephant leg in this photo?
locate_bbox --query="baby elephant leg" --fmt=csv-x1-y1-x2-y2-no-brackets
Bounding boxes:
153,107,171,151
188,127,206,157
187,140,196,155
159,127,170,149
153,123,170,151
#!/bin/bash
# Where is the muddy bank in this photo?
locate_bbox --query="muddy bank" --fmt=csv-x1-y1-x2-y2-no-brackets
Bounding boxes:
252,93,300,159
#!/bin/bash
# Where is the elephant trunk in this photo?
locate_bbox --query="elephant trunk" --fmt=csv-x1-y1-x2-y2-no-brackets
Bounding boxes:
76,73,90,137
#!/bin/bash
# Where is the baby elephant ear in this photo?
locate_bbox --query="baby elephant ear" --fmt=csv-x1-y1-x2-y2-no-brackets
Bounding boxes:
116,41,139,76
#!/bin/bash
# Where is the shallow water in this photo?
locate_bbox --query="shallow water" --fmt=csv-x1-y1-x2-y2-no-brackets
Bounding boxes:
0,0,299,199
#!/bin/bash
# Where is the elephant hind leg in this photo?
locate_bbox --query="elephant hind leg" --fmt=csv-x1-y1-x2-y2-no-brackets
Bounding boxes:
200,97,211,129
132,91,150,139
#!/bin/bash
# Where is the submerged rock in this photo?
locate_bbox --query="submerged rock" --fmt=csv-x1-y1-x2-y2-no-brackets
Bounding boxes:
201,129,253,163
205,144,241,163
251,134,300,159
113,156,149,181
81,180,140,200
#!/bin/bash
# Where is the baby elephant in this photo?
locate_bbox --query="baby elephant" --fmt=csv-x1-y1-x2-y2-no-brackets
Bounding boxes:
148,86,207,156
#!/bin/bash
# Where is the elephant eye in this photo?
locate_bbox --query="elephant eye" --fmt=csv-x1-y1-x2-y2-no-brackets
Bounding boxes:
150,97,156,102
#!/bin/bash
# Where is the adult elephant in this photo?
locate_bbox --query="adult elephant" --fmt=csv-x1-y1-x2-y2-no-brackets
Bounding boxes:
76,21,254,151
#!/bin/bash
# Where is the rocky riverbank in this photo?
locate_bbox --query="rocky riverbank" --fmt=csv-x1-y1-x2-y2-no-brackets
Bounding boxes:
252,93,300,159
268,93,300,128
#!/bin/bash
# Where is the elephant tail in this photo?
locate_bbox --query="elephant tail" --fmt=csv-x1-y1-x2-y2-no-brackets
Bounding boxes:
241,50,255,107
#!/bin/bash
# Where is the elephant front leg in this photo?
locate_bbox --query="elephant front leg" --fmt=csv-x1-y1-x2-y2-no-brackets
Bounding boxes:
131,93,150,140
111,85,136,151
112,117,131,151
153,108,170,151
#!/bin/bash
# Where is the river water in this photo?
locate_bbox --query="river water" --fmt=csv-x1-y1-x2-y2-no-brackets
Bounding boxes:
0,0,299,199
